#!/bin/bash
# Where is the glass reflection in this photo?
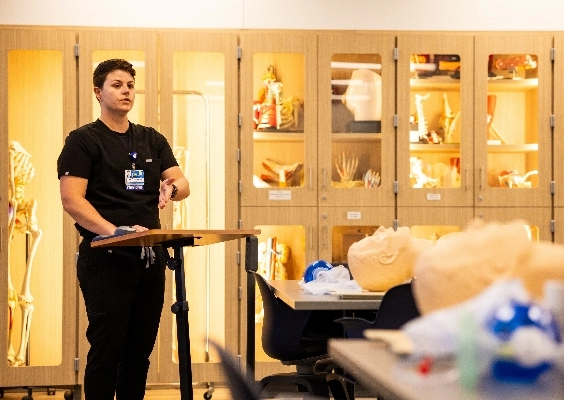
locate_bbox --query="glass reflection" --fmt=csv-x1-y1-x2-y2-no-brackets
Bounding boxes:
331,54,382,189
253,53,305,188
8,50,63,366
409,54,462,189
486,54,539,188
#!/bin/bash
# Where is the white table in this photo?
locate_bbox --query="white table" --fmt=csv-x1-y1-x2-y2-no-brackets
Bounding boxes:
266,279,383,310
329,339,564,400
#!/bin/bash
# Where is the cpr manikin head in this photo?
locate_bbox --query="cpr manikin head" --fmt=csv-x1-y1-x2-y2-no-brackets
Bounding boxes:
413,219,564,315
347,226,430,291
342,68,382,121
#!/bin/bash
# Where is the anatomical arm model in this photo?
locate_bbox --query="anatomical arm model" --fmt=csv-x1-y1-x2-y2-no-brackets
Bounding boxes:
7,140,42,366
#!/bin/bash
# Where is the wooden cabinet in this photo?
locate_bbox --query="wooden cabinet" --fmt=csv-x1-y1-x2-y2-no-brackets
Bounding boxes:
0,27,78,389
240,31,318,207
397,33,475,208
1,27,562,391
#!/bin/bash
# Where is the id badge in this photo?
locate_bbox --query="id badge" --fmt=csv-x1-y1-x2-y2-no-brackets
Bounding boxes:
125,169,145,190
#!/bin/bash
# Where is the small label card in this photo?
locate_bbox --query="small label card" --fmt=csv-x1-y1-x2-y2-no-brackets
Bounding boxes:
426,193,441,201
347,211,362,220
269,190,292,200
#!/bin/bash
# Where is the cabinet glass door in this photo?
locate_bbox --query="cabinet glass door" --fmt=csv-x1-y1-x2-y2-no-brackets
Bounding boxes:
553,34,564,208
240,32,318,207
318,207,395,263
474,34,552,208
318,33,396,207
240,206,316,380
397,34,475,208
1,28,77,387
159,31,240,384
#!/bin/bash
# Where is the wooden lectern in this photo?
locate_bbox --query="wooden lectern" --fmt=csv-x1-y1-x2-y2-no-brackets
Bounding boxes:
92,229,259,400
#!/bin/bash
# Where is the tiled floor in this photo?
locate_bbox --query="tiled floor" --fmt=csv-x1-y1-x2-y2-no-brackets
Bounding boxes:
0,384,377,399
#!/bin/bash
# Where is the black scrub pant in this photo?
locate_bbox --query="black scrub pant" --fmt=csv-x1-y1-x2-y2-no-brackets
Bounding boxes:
77,239,166,400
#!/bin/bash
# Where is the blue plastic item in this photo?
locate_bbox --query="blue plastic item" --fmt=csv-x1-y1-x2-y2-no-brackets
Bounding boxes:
303,260,333,283
486,300,561,383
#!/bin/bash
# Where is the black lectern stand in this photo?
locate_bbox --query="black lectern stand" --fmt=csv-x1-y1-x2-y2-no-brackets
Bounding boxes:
92,229,259,400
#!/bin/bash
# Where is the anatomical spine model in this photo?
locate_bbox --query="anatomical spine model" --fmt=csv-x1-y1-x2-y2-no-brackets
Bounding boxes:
7,140,42,366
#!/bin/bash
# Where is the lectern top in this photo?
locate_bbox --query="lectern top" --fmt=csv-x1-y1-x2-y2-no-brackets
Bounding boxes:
91,229,260,248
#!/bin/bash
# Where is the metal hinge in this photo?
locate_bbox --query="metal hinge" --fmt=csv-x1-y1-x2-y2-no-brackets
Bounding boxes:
550,48,555,62
393,181,399,194
393,220,398,230
74,358,79,372
393,114,398,127
551,114,555,128
237,148,241,162
236,250,241,265
74,43,79,58
551,220,556,233
237,46,242,60
238,113,242,127
551,181,556,195
238,181,242,193
393,48,399,61
238,286,243,300
238,219,242,229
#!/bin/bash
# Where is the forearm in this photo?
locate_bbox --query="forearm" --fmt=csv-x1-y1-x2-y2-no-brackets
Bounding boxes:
62,197,116,236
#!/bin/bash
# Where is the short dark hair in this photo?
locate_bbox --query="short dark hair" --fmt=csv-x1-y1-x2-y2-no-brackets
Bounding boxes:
93,59,136,88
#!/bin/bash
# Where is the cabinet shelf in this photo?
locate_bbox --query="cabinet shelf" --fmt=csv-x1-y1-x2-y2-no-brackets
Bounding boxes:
332,133,382,142
487,143,538,153
487,78,538,91
409,143,538,153
253,131,304,142
410,77,461,90
410,143,460,153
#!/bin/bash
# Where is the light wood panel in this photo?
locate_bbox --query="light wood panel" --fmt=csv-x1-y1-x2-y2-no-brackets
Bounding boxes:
0,26,78,388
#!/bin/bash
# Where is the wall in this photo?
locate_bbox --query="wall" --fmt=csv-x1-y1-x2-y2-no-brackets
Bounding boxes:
2,0,564,31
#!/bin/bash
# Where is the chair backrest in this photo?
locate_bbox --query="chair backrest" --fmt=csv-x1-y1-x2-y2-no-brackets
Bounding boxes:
372,281,420,330
253,271,319,361
209,340,261,400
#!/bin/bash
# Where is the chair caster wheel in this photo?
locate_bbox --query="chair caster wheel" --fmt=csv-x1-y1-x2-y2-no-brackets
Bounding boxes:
64,390,74,400
203,391,213,399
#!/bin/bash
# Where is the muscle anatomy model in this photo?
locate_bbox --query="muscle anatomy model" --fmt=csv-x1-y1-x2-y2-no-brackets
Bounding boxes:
7,140,42,366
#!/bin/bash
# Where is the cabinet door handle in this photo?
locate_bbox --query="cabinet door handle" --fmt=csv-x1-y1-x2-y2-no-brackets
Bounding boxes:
465,166,468,191
322,225,328,249
479,166,484,190
309,166,313,190
322,167,327,189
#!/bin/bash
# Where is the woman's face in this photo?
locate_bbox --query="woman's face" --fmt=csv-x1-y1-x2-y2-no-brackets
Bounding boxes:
94,69,135,116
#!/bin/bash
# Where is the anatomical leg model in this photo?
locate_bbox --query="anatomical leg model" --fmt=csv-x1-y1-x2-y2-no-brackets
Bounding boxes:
7,140,42,366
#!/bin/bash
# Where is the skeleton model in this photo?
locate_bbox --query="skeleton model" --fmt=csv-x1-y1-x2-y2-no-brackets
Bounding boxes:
440,93,460,144
7,140,42,366
414,93,430,141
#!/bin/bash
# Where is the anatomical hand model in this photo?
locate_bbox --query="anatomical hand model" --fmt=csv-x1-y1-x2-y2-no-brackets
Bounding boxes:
7,140,42,366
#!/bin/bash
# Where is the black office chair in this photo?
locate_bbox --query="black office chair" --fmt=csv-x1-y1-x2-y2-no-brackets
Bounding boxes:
210,339,262,400
251,270,348,399
335,280,421,339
